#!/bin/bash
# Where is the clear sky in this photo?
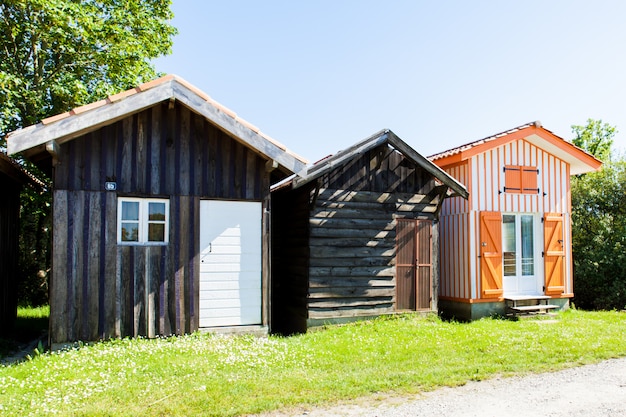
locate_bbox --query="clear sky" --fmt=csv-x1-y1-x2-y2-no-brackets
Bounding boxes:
154,0,626,163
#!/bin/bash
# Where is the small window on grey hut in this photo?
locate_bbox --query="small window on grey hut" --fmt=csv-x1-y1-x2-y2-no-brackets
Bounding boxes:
118,198,169,244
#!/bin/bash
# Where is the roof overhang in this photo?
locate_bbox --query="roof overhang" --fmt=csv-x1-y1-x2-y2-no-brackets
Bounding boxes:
6,75,308,175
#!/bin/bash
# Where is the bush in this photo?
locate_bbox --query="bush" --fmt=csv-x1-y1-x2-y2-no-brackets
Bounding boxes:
571,159,626,310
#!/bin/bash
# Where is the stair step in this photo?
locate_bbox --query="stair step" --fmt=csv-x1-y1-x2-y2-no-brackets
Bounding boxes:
504,295,551,301
509,304,560,312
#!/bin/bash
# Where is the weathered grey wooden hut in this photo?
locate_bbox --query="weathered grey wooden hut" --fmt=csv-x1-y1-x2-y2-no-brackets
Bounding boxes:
0,153,40,336
270,130,468,334
7,75,307,346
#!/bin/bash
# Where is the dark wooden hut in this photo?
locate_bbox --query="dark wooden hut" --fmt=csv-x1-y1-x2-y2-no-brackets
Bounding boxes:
270,130,468,334
0,153,41,336
7,75,307,346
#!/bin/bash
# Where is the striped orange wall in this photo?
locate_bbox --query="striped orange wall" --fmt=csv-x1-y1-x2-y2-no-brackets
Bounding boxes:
438,139,573,300
469,139,570,213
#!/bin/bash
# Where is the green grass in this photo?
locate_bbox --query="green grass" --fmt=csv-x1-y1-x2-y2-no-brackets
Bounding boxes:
1,310,625,416
0,305,49,359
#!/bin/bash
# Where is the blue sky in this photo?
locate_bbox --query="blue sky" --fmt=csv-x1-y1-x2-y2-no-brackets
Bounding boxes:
154,1,626,163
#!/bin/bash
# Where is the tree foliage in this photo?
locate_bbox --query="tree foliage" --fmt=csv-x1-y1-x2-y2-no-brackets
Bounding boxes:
1,0,176,305
0,0,177,140
571,119,626,310
571,118,615,162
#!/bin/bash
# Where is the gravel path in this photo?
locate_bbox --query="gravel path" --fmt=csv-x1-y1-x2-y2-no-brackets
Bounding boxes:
255,357,626,417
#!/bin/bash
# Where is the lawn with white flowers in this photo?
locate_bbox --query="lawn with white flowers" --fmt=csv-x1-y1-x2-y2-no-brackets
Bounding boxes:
1,310,625,417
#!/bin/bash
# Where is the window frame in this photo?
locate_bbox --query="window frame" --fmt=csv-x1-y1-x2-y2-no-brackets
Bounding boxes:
117,197,170,245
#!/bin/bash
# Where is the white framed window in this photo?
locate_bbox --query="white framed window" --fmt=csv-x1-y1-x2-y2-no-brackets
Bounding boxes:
117,198,169,244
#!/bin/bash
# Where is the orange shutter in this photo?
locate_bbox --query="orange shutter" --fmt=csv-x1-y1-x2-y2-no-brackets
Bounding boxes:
504,166,521,193
505,165,538,194
479,211,503,298
522,167,539,194
544,213,565,295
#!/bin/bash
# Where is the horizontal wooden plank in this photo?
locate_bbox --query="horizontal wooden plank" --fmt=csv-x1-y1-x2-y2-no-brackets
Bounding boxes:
309,278,394,288
309,228,395,239
316,199,431,213
308,297,393,308
309,237,393,248
310,245,394,258
309,256,394,267
309,266,395,277
317,188,434,205
308,287,395,298
308,306,394,319
312,208,399,221
312,206,437,220
310,218,395,230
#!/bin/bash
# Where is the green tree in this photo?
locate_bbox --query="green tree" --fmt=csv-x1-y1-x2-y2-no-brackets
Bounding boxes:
571,118,615,162
1,0,177,305
1,0,177,140
571,119,626,310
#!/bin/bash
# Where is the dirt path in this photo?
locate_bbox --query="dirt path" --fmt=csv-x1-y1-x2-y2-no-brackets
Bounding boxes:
255,357,626,417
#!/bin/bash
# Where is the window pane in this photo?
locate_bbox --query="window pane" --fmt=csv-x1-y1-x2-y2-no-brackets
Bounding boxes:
521,215,534,275
122,201,139,221
121,222,139,241
502,215,516,276
148,223,165,242
149,202,166,221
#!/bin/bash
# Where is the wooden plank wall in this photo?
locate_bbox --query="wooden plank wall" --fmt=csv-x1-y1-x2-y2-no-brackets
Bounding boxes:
0,176,21,336
307,146,443,321
50,102,271,344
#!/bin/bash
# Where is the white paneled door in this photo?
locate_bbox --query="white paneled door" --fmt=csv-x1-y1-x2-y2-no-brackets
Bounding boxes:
199,200,262,327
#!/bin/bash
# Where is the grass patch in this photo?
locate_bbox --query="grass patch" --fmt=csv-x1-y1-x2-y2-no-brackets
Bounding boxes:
0,305,49,359
0,310,625,416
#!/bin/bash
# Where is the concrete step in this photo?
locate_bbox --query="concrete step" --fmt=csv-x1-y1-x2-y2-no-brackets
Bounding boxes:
508,304,560,312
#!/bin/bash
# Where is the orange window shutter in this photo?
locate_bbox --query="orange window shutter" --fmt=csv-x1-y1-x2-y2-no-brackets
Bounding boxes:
479,211,503,298
522,167,539,194
504,166,521,193
544,213,565,295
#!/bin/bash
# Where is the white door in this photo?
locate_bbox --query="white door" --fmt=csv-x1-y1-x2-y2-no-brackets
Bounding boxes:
502,213,543,296
199,200,262,327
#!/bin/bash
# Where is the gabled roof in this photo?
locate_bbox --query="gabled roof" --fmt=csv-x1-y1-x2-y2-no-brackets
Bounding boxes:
429,121,602,175
6,74,308,174
287,129,468,198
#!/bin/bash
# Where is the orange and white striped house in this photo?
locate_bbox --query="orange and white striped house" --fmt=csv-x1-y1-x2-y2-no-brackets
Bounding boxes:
429,121,602,320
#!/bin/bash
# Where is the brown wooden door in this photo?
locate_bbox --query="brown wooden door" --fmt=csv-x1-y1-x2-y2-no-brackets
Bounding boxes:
479,211,504,298
396,219,432,311
544,213,565,295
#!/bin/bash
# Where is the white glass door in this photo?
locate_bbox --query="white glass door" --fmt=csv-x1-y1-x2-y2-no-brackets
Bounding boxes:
502,213,542,295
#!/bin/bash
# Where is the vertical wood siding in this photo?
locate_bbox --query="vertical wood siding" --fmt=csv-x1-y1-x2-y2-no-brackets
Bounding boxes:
50,102,271,343
438,139,574,301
